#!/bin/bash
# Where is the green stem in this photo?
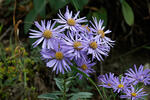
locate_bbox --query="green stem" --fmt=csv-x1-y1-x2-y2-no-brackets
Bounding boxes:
111,89,116,100
71,66,104,100
20,58,27,88
63,74,66,100
102,87,107,100
24,71,27,87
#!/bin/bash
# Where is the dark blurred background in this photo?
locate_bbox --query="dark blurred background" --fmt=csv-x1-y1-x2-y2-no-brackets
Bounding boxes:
0,0,150,100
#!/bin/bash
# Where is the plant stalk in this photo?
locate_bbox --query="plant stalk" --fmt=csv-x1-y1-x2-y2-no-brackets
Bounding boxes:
63,74,67,100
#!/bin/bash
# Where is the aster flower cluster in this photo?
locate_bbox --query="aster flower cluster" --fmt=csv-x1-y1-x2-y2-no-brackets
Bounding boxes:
98,64,150,100
29,6,114,78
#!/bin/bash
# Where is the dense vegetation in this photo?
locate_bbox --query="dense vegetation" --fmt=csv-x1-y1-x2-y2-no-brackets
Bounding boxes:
0,0,150,100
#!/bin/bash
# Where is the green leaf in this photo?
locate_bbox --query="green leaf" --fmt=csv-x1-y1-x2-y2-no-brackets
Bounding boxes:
24,0,46,34
3,0,12,5
33,0,46,17
24,9,37,34
54,77,72,92
71,0,88,11
120,0,124,3
69,92,93,100
121,0,134,26
143,46,150,50
71,66,104,100
78,0,89,10
92,7,108,26
70,0,80,11
48,0,69,11
54,78,64,92
38,93,59,99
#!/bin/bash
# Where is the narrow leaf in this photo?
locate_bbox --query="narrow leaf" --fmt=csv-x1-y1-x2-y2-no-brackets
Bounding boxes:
121,0,134,26
69,92,93,100
70,0,80,11
24,0,46,34
38,93,59,99
33,0,46,17
48,0,69,11
71,0,88,11
54,78,64,92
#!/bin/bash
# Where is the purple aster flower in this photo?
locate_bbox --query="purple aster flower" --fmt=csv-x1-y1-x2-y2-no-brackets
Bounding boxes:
98,73,114,88
29,20,61,49
125,64,150,85
40,42,72,74
90,17,115,47
76,58,95,79
61,32,87,60
81,24,94,36
111,76,129,93
54,6,87,32
81,24,91,32
120,85,147,100
82,35,109,61
98,72,115,88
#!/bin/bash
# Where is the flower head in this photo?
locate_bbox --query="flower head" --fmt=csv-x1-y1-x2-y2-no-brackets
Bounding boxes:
98,72,115,88
29,20,61,49
81,24,93,36
82,35,109,61
90,17,115,47
120,85,147,100
40,42,72,74
76,59,95,79
125,64,150,85
54,6,87,32
112,76,129,93
61,32,87,60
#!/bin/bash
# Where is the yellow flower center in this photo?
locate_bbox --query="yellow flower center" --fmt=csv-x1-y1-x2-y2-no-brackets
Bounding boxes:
118,84,124,88
43,30,52,39
67,18,76,26
55,52,63,60
86,27,90,32
97,30,105,38
81,64,88,70
73,41,82,50
131,93,136,97
89,41,98,49
108,83,111,86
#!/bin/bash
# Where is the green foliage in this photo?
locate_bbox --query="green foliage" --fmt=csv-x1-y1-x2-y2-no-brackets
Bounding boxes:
70,0,89,11
33,0,46,17
38,76,93,100
3,0,14,5
71,66,104,100
121,0,134,26
24,0,89,34
48,0,69,11
54,78,65,92
38,92,61,99
0,41,38,99
0,24,3,33
24,0,46,34
69,92,93,100
92,7,108,26
143,46,150,50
